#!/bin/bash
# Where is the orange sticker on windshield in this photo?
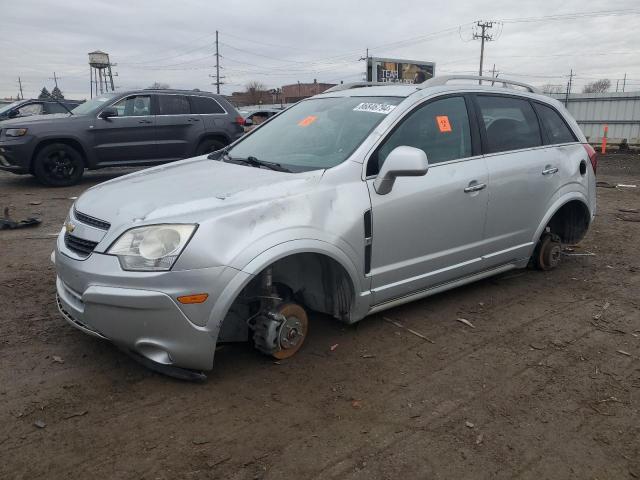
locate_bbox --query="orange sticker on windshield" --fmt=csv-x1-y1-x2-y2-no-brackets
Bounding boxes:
436,115,452,133
298,115,317,127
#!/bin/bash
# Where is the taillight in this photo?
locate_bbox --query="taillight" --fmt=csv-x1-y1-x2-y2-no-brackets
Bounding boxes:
234,116,245,126
583,143,597,174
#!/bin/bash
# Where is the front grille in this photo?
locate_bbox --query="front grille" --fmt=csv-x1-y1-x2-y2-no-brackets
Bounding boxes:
64,233,98,257
74,209,110,230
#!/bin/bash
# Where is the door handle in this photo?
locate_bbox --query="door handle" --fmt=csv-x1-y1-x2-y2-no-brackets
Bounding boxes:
464,182,487,193
138,119,152,124
542,166,558,175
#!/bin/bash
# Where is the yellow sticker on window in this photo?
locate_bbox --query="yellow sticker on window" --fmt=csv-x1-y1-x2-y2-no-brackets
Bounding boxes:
298,115,318,127
436,115,452,133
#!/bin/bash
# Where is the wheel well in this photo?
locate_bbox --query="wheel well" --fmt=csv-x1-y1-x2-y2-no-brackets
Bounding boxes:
545,200,591,245
198,134,229,148
31,139,87,173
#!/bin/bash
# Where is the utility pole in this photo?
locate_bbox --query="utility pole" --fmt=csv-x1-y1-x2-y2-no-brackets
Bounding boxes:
210,30,224,94
359,48,370,81
564,69,574,107
17,77,24,99
473,21,495,84
490,64,499,85
622,72,627,93
616,79,619,92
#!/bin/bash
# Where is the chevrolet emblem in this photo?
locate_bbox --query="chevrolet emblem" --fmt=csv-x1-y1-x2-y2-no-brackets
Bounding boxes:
65,222,76,233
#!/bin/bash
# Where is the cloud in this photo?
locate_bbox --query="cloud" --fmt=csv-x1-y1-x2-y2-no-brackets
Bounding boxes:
1,0,639,99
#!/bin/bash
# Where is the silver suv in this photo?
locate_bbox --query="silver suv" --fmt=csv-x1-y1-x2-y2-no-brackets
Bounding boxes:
54,75,597,378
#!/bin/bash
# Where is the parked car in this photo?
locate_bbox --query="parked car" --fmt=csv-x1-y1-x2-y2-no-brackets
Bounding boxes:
0,89,244,186
239,108,283,132
0,98,83,121
53,75,596,378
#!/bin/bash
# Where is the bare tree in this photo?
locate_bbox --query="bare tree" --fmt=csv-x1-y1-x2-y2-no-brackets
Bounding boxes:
541,84,564,94
244,81,269,104
148,82,171,89
582,79,611,93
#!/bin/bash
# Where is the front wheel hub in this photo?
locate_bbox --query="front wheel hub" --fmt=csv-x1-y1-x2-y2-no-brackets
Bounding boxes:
252,303,308,360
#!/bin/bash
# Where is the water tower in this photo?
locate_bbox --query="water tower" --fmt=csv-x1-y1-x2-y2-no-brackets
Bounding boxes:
89,50,115,98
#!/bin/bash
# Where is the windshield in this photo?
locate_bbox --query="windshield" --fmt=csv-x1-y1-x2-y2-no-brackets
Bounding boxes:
0,101,22,115
71,94,115,115
228,96,403,171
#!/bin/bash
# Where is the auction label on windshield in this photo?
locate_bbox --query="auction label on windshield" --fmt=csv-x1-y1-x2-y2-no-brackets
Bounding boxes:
298,115,318,127
353,103,396,114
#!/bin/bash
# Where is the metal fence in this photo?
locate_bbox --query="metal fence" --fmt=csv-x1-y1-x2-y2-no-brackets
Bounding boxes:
551,92,640,146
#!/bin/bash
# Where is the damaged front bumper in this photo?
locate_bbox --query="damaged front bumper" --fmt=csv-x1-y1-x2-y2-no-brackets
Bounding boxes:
54,235,245,373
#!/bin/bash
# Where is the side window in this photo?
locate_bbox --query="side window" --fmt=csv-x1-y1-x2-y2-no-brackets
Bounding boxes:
369,96,472,176
158,95,191,115
45,102,69,114
17,103,43,116
476,95,541,153
111,95,151,117
533,103,576,145
189,96,225,114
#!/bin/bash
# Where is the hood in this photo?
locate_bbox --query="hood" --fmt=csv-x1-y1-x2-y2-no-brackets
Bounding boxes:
75,157,324,229
0,113,74,126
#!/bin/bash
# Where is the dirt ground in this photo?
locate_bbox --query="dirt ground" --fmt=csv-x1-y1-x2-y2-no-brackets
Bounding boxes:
1,154,639,480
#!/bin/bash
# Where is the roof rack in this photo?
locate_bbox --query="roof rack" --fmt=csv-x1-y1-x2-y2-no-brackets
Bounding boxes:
324,82,392,93
421,75,540,93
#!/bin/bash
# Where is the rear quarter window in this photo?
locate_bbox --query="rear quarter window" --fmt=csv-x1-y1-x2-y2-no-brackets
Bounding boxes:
476,95,542,153
190,96,225,114
533,102,577,144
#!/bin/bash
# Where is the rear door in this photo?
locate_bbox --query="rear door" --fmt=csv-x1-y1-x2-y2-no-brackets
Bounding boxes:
474,94,559,267
156,94,204,160
91,94,157,165
367,95,490,304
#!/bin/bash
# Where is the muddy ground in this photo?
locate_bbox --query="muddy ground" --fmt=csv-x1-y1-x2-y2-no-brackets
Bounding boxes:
1,154,639,479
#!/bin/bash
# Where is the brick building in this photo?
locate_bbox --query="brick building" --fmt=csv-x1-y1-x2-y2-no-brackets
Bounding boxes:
281,80,336,103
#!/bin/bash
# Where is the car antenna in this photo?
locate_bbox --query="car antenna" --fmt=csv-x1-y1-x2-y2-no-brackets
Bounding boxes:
44,91,74,116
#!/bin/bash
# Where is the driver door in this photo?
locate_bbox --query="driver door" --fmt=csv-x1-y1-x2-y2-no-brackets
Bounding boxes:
91,94,157,165
366,95,490,305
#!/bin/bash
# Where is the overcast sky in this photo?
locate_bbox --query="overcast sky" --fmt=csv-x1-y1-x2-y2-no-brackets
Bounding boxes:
1,0,639,100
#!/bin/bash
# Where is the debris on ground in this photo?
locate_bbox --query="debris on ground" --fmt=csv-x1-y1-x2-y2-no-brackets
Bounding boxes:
63,410,88,420
383,317,435,343
34,420,46,429
619,208,639,213
596,181,616,188
351,400,362,409
562,251,596,256
52,356,64,364
29,201,42,206
616,350,632,357
456,318,476,329
1,207,41,230
476,433,484,445
616,184,637,188
616,215,640,222
330,344,339,352
465,421,475,428
593,302,611,320
361,354,375,359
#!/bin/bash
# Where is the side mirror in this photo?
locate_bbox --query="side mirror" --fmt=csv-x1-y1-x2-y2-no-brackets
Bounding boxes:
373,146,429,195
99,107,118,119
8,110,19,119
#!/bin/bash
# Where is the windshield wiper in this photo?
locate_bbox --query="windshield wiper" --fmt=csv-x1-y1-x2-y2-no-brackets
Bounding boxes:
225,155,291,173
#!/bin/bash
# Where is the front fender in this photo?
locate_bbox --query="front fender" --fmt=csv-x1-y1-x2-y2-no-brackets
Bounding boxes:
206,238,368,331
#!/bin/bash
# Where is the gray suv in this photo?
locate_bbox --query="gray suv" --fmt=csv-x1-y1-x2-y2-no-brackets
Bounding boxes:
0,89,244,186
53,76,596,378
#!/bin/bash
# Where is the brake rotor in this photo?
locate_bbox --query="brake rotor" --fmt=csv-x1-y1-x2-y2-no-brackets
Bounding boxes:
272,303,308,360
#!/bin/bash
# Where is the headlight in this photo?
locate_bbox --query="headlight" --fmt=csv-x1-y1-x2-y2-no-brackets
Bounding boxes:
107,224,197,271
5,128,28,137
